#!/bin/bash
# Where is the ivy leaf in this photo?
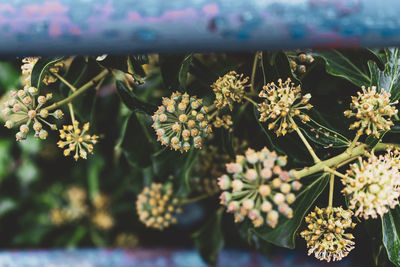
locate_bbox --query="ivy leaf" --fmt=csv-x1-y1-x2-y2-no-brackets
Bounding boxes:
382,206,400,267
312,49,384,87
261,51,299,84
192,208,224,265
178,54,193,90
159,54,186,90
369,48,400,101
299,118,350,149
97,55,129,73
116,81,156,115
31,57,64,89
254,173,330,248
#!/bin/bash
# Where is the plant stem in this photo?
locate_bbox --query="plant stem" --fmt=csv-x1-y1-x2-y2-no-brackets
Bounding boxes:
293,142,400,179
180,194,212,205
347,130,362,151
243,95,258,106
324,166,348,179
290,118,320,163
52,72,77,92
45,69,109,111
250,51,260,92
328,173,334,207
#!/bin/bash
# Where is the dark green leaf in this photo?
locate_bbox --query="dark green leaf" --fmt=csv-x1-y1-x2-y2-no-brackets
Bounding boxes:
59,57,89,96
97,55,129,73
369,48,400,101
0,198,17,217
193,208,224,265
0,62,20,91
382,206,400,267
365,131,388,149
313,49,384,87
254,173,330,248
299,118,350,148
159,54,186,90
116,81,156,114
31,57,64,89
178,54,193,90
261,51,299,84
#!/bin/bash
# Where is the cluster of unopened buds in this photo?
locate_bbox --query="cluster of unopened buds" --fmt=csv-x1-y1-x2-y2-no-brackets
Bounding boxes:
212,71,249,111
258,78,312,136
344,86,398,137
301,206,356,262
342,149,400,219
152,92,211,152
212,115,233,131
218,147,302,228
57,121,99,161
136,183,182,230
289,52,315,75
3,89,64,141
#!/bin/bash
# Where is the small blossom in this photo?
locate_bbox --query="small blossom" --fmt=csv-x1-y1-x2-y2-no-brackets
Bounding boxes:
152,92,211,152
136,183,181,230
258,78,312,136
212,71,249,110
57,121,99,161
3,89,63,141
213,115,233,131
92,211,114,230
344,86,398,137
341,150,400,219
301,206,356,262
218,147,301,228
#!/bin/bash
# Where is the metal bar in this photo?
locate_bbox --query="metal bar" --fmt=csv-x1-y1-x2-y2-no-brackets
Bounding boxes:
0,0,399,56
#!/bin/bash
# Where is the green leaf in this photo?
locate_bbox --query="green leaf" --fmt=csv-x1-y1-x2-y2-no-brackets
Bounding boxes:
59,57,89,96
116,81,156,115
0,62,20,91
369,48,400,101
97,55,129,73
382,206,400,267
261,51,299,83
87,156,103,199
254,173,330,248
159,54,186,90
178,54,193,90
0,198,17,217
299,118,350,148
313,49,384,87
365,131,388,149
31,57,64,89
193,208,224,265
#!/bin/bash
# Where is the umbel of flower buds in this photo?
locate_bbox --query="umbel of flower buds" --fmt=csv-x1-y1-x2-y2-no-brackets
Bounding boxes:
136,183,182,230
301,206,356,262
21,57,39,87
212,71,249,110
258,78,312,136
344,86,398,137
57,121,99,161
218,147,302,228
3,89,64,141
152,92,211,152
342,150,400,219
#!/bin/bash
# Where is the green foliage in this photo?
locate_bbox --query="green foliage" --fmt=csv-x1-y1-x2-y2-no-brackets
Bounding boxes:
382,206,400,267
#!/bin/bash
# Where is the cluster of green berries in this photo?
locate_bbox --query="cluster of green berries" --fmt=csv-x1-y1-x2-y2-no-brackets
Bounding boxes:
3,89,63,141
152,92,211,152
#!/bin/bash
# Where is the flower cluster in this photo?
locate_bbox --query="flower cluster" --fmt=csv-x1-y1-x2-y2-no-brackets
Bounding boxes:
3,89,64,141
344,86,398,137
57,121,99,161
152,92,211,152
136,183,181,230
115,233,139,247
218,147,302,228
342,150,400,219
50,187,114,230
212,71,249,110
212,115,233,132
21,57,63,87
21,57,39,87
300,206,356,262
258,78,312,136
50,186,89,225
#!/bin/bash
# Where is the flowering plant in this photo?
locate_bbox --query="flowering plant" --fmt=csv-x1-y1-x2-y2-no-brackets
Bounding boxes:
0,49,399,266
